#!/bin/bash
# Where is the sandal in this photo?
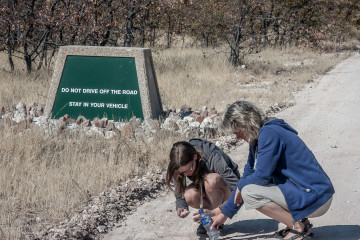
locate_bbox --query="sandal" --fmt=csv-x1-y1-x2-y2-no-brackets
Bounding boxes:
300,218,314,237
275,218,313,238
282,229,313,240
196,224,207,236
218,224,225,236
274,227,291,238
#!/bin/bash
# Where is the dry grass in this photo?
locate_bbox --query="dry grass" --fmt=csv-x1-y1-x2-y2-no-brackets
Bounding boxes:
0,53,51,107
154,47,350,111
0,46,351,239
0,123,182,239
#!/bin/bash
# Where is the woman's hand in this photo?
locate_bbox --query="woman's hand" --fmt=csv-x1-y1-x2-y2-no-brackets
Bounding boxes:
234,187,243,206
205,207,222,217
210,213,228,230
192,210,200,222
177,208,190,218
192,208,221,222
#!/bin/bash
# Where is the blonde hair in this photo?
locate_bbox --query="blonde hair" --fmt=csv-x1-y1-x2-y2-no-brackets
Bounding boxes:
221,101,266,142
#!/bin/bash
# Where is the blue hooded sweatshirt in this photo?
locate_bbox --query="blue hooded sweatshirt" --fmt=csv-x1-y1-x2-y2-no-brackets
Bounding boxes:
222,118,335,222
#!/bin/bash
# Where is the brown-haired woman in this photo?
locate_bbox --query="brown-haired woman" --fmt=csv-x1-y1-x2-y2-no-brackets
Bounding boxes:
166,138,240,236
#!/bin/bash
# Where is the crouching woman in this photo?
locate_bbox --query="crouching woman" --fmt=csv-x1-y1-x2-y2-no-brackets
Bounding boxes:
211,101,335,240
166,138,240,235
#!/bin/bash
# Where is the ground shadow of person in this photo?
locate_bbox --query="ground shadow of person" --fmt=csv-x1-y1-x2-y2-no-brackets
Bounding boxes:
219,219,279,240
212,222,360,240
311,225,360,240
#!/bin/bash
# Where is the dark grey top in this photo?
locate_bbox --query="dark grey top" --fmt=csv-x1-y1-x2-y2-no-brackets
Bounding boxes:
175,138,241,210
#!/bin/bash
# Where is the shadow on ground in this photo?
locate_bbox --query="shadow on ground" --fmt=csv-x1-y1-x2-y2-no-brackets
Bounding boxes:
220,219,279,240
211,219,360,240
312,225,360,240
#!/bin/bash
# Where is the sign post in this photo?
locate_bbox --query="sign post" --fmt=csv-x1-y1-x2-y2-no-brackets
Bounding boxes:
44,46,162,121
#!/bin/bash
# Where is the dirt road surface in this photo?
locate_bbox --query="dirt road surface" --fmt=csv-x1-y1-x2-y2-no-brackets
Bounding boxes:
102,53,360,240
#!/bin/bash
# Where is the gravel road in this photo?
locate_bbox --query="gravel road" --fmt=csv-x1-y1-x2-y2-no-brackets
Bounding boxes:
102,53,360,240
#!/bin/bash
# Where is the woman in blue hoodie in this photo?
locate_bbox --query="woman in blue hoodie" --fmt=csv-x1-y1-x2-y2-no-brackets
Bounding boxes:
211,101,334,240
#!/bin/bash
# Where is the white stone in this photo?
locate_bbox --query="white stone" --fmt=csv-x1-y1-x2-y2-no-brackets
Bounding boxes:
86,127,104,137
13,112,26,123
200,117,213,128
189,121,200,128
16,102,26,110
105,131,117,139
183,116,195,123
97,225,107,233
176,119,189,132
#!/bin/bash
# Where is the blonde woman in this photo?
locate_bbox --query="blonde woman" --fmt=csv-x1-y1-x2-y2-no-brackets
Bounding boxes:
211,101,334,240
166,138,240,236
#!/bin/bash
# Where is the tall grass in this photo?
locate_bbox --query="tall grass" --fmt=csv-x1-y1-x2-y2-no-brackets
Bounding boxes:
0,53,51,107
0,47,350,239
0,123,182,239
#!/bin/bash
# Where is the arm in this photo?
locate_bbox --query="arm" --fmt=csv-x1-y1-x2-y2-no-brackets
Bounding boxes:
220,185,243,218
221,128,283,218
190,138,240,188
236,128,283,191
209,151,240,190
210,187,243,229
174,176,189,218
243,145,255,177
176,193,190,218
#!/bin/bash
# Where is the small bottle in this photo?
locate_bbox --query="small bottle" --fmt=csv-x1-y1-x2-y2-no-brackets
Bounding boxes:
199,209,219,240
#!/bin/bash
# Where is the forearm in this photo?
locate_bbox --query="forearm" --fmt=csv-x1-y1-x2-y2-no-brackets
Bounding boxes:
221,187,242,218
176,194,189,210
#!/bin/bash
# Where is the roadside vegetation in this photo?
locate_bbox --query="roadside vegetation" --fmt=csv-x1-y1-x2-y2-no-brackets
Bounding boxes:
1,0,359,238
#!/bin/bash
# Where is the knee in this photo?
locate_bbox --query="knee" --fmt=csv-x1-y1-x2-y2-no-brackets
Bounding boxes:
184,187,198,207
204,173,225,193
241,184,254,203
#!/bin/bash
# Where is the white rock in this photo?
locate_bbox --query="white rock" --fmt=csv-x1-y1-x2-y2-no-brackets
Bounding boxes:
13,112,26,123
200,117,214,128
86,127,104,137
189,121,200,128
16,102,26,110
183,116,195,123
176,119,189,132
105,131,117,139
97,225,107,233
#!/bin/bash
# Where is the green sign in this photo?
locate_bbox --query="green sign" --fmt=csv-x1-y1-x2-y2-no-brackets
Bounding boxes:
51,55,144,121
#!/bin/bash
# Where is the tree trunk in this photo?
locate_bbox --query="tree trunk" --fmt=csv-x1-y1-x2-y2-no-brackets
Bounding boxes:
124,0,136,47
6,25,15,72
100,28,111,46
140,8,149,47
229,20,243,66
124,17,134,47
150,27,156,47
202,33,209,47
249,15,258,53
7,45,15,72
273,17,280,45
37,29,50,71
23,43,32,73
166,15,173,48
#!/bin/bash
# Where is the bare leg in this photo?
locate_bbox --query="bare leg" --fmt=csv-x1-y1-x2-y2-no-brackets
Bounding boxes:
257,203,310,239
257,202,293,228
184,184,211,209
204,173,231,210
